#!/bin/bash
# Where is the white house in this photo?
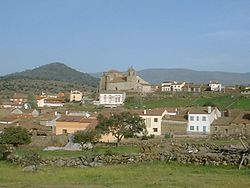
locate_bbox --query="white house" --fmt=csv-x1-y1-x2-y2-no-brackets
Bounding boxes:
208,81,222,92
99,91,126,108
36,96,64,107
161,82,172,91
161,81,186,92
187,106,221,134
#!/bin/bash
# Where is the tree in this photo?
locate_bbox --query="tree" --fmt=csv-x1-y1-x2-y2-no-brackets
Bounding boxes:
73,129,100,151
0,126,31,147
27,93,38,109
97,112,146,146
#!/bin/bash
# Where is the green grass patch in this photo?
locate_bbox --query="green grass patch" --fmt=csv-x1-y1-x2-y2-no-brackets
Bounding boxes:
125,93,250,110
230,97,250,110
0,161,249,188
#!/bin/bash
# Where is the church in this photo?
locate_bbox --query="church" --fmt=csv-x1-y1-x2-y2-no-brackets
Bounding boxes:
99,67,151,93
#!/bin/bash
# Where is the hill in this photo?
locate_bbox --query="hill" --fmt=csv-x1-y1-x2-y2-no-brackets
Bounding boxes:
90,69,250,85
137,69,250,85
0,63,99,93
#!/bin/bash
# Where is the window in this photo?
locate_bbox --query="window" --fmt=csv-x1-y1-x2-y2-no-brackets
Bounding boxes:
202,116,206,121
196,126,199,131
190,116,194,121
62,129,67,134
153,128,158,132
214,127,218,131
154,118,158,122
196,116,199,121
190,126,194,131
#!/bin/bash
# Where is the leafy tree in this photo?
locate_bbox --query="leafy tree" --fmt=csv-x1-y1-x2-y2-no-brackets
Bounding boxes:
97,112,146,146
0,126,31,147
73,129,100,151
27,93,38,109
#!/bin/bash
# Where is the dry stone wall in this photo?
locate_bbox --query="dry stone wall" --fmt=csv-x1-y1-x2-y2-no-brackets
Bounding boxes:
6,143,250,168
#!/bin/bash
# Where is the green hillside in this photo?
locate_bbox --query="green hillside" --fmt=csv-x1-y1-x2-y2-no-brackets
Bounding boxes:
0,63,99,93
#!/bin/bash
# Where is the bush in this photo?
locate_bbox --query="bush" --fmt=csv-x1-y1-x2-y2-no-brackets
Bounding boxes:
22,150,41,166
165,133,171,139
0,126,31,147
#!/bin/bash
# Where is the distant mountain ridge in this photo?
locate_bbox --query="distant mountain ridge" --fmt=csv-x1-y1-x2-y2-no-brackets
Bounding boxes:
138,69,250,85
91,68,250,85
2,62,99,87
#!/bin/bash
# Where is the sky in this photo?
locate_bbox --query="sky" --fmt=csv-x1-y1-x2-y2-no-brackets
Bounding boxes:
0,0,250,75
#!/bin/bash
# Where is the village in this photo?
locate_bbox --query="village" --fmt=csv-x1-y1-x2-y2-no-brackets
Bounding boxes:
0,68,249,142
0,67,250,188
1,1,250,186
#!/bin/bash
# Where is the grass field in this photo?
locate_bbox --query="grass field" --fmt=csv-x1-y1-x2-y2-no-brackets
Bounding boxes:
0,161,249,188
125,93,250,110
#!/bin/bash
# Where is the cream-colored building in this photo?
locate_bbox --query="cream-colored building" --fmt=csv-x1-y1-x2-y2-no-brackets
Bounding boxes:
132,109,169,136
55,116,96,135
99,67,151,93
70,90,83,102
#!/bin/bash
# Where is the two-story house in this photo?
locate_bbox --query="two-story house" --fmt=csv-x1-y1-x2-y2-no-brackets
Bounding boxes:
131,109,169,136
187,106,221,134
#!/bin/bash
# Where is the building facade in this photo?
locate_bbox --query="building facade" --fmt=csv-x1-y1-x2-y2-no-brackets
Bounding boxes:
99,91,126,107
161,81,186,92
187,107,221,134
70,90,83,102
99,67,151,93
208,81,222,92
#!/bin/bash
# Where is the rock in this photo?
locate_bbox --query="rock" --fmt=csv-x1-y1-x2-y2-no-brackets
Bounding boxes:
160,155,165,161
22,165,38,172
55,159,65,167
89,162,103,167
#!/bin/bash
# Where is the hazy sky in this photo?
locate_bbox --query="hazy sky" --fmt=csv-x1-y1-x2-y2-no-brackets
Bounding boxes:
1,0,250,75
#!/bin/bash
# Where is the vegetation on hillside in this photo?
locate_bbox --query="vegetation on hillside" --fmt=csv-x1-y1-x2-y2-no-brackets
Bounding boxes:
0,63,99,93
0,78,97,94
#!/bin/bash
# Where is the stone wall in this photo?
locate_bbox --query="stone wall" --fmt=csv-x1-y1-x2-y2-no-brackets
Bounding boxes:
6,143,250,168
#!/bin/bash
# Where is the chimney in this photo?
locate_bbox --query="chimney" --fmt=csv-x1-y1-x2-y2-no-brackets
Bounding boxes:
143,110,146,114
65,111,68,115
208,106,212,114
224,110,231,117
